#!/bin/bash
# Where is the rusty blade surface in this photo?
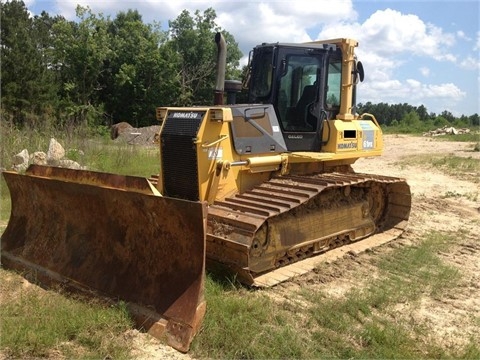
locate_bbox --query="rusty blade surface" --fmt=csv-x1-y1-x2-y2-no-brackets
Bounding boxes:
1,166,207,353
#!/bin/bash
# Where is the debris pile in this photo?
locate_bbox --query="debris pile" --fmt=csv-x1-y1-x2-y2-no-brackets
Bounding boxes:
113,124,161,145
423,126,471,137
11,138,85,172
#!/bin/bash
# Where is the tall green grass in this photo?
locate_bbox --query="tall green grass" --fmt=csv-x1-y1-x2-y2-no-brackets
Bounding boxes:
0,123,160,228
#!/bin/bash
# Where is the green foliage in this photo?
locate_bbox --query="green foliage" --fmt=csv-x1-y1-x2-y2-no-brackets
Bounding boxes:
1,3,242,129
166,8,242,106
101,10,168,127
51,6,111,127
0,0,58,126
358,102,479,132
434,115,450,127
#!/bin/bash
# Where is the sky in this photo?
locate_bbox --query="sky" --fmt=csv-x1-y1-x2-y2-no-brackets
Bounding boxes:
21,0,480,116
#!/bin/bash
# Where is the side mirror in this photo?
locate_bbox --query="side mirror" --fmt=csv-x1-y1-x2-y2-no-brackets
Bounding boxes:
354,61,365,83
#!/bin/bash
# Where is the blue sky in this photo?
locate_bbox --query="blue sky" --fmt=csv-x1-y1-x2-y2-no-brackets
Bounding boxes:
21,0,480,116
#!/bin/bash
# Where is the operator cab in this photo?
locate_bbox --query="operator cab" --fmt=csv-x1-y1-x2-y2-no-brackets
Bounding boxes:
247,42,345,151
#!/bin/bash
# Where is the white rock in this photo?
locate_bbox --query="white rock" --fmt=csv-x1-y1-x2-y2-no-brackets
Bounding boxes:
32,151,47,165
58,159,83,170
47,138,65,162
13,149,29,165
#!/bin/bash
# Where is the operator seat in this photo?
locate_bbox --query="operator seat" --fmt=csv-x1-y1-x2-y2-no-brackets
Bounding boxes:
288,85,316,131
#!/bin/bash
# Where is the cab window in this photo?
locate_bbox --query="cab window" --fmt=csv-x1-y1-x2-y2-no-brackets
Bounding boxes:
326,59,341,109
250,47,274,99
278,55,320,132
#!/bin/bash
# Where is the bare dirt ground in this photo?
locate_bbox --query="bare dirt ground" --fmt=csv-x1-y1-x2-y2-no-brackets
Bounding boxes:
1,134,479,359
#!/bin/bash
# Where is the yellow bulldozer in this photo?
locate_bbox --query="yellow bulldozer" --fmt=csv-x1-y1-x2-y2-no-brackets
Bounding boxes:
1,33,411,352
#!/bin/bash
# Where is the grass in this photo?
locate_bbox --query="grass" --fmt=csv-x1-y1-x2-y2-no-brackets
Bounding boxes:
433,132,480,143
0,270,134,359
3,230,478,359
0,124,159,232
396,153,480,184
427,132,480,160
300,233,466,359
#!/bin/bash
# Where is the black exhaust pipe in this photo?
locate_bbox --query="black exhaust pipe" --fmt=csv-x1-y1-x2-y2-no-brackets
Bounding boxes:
214,32,226,105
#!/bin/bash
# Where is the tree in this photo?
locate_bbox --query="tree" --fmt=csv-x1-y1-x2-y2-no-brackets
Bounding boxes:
51,6,111,126
440,110,455,123
0,0,52,126
401,110,421,128
101,10,168,127
434,115,450,127
166,8,242,106
468,114,479,126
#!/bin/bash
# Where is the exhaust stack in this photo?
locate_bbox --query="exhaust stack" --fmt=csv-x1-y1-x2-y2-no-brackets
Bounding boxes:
214,32,226,105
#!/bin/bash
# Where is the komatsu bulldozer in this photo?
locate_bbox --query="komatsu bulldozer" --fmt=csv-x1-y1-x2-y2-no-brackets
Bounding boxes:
1,33,411,352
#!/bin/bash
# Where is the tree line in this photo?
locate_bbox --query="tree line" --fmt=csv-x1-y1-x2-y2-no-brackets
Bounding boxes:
1,0,241,129
1,0,478,132
358,102,479,129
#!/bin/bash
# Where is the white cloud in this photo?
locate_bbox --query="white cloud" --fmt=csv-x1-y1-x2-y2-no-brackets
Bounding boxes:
459,56,480,71
359,78,466,109
215,0,356,55
475,31,480,51
456,30,470,41
317,8,456,61
419,67,430,77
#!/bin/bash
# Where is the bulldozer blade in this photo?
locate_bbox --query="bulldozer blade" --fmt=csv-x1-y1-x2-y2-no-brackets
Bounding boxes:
1,165,207,353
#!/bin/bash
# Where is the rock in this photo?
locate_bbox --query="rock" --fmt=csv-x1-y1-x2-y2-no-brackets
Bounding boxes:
58,159,84,170
12,163,28,172
111,122,133,140
13,149,29,165
32,151,47,165
47,138,65,165
445,127,458,135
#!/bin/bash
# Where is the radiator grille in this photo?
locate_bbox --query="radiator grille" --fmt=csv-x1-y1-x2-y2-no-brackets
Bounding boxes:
160,111,205,201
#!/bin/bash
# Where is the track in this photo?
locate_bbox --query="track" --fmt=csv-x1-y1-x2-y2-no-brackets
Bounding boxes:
207,172,411,286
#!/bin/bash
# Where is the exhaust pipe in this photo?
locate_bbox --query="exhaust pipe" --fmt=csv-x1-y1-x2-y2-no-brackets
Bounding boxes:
214,32,226,105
